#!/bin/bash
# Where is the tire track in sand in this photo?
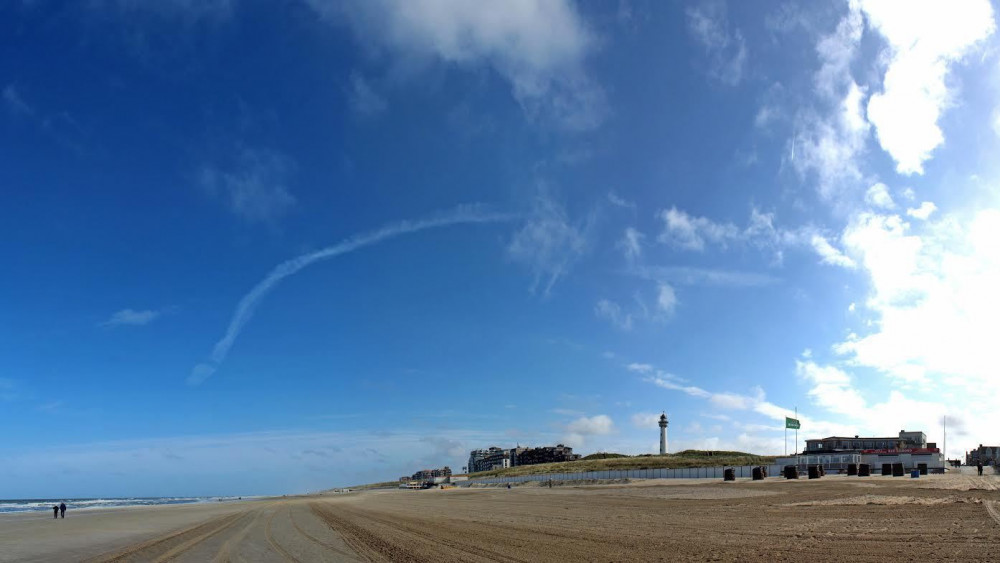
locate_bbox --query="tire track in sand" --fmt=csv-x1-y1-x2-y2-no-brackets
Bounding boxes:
310,501,529,563
85,510,250,563
287,504,359,559
212,505,269,562
264,503,300,562
985,500,1000,528
153,510,257,563
337,504,528,563
309,502,424,562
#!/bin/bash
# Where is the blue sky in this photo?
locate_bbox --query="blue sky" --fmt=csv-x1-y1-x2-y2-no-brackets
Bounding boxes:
2,0,999,498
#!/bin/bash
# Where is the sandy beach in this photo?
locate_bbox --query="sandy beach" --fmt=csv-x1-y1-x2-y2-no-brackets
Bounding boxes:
3,471,999,562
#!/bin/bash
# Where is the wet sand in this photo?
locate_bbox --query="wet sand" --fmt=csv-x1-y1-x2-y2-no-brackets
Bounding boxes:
3,472,1000,562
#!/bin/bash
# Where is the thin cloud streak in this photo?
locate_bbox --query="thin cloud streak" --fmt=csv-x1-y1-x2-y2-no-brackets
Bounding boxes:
189,205,513,385
634,265,780,288
100,308,162,327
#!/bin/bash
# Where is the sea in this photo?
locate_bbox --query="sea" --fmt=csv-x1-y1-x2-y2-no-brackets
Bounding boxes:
0,496,251,514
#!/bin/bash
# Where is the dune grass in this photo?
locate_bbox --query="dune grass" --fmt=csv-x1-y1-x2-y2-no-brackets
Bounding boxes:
470,450,776,478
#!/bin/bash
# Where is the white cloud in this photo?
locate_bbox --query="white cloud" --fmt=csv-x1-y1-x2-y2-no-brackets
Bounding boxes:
607,192,635,209
618,227,644,262
795,360,866,417
630,412,661,429
814,3,863,99
594,299,632,331
626,363,654,373
865,182,895,209
644,373,711,400
835,207,1000,396
791,4,870,200
686,1,747,86
861,0,996,174
906,201,937,220
318,0,604,130
754,83,788,131
657,207,739,251
655,205,813,265
101,308,161,327
200,148,296,224
348,73,386,117
507,191,588,295
810,234,856,268
656,283,677,315
708,392,754,410
566,414,615,438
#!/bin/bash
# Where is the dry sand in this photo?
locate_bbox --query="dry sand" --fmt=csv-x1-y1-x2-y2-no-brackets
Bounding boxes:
3,472,1000,562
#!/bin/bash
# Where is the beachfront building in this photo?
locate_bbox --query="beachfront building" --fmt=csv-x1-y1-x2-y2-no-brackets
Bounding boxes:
468,447,512,473
804,430,927,452
780,429,944,473
468,444,582,473
513,444,580,466
400,466,452,482
966,445,1000,466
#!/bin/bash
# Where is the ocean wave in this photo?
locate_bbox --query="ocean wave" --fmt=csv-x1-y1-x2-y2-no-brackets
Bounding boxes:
0,496,254,514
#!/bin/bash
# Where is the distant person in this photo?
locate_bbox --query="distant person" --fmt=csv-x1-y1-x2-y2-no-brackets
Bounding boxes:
59,502,66,518
52,505,58,519
978,461,983,476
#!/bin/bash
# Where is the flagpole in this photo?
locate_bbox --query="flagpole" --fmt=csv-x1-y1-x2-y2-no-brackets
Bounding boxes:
794,406,798,456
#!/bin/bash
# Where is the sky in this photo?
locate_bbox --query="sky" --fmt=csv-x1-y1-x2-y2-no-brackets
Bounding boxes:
1,0,999,498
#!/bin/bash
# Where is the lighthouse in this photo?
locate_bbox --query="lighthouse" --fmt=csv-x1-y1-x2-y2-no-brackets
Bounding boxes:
658,412,668,455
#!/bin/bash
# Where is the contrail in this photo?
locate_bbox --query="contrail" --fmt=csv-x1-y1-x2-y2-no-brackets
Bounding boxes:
188,205,513,385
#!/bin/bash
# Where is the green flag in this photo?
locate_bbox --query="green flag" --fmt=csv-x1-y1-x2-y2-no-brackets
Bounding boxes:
785,417,800,430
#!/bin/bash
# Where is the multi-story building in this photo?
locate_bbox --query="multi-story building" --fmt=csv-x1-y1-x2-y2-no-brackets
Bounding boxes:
402,466,453,482
785,429,943,473
468,445,582,472
804,430,927,453
513,444,581,466
431,466,452,478
967,445,1000,465
468,447,512,473
509,447,528,467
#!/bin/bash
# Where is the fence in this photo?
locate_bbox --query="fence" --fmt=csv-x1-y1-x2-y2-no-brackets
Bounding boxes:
464,464,786,485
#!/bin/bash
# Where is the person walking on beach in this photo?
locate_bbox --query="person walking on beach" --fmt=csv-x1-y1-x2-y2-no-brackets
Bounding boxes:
52,505,58,519
59,502,66,518
978,461,984,476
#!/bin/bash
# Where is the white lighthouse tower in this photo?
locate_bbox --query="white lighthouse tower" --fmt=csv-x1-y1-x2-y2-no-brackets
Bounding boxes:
658,412,669,455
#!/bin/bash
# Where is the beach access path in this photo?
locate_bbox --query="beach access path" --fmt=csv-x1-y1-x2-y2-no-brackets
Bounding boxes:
3,471,1000,561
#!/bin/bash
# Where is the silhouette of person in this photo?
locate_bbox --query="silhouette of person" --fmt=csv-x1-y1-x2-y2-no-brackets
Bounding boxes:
52,505,58,519
978,461,984,476
60,502,66,518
